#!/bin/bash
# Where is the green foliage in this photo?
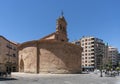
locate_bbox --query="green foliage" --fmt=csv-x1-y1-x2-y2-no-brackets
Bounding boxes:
116,67,120,71
104,60,112,71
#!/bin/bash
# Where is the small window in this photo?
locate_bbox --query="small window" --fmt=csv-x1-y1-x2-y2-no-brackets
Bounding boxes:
13,54,16,57
61,39,64,42
13,47,16,51
59,24,62,30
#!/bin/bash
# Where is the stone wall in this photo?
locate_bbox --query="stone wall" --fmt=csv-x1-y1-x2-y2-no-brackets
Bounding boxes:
39,40,82,73
19,42,37,73
18,40,82,74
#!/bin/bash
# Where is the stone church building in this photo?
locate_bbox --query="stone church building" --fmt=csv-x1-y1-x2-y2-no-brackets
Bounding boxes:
18,14,83,74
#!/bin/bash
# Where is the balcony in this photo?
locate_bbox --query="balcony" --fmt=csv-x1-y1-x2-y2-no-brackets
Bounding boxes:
91,56,95,59
6,52,12,56
91,38,95,40
91,42,94,44
91,60,95,62
91,49,94,51
91,53,94,55
6,44,12,49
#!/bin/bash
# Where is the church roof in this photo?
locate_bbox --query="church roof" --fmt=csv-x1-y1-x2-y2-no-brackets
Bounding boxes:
40,32,56,40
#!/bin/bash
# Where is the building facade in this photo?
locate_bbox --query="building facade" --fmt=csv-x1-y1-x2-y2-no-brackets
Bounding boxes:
108,46,118,68
0,36,18,73
18,14,83,74
102,43,109,68
73,36,105,71
117,53,120,66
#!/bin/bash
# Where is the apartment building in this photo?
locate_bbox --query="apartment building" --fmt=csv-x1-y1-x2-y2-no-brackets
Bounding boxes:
108,46,118,68
0,36,18,73
73,36,105,71
117,53,120,66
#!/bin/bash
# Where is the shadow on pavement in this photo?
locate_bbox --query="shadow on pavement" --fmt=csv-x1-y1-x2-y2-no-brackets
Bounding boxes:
0,77,18,81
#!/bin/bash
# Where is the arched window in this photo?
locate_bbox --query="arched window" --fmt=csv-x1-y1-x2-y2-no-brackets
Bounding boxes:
59,24,62,30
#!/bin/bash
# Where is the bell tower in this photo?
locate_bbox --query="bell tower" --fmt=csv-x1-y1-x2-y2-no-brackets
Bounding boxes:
56,12,68,42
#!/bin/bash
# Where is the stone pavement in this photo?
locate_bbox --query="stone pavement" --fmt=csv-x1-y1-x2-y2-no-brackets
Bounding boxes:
0,72,120,84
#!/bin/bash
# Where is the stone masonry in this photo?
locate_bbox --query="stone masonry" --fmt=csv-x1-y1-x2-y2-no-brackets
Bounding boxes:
18,40,82,74
18,13,83,74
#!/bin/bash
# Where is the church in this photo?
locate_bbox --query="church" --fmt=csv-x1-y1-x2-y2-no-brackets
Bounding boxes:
18,13,83,74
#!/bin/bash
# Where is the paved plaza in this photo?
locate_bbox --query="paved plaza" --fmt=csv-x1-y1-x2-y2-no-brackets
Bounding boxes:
0,72,120,84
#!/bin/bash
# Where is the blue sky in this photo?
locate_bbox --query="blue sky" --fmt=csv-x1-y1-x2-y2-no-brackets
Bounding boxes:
0,0,120,51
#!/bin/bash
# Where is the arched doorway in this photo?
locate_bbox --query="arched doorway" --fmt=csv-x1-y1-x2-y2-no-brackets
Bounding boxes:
20,59,24,72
